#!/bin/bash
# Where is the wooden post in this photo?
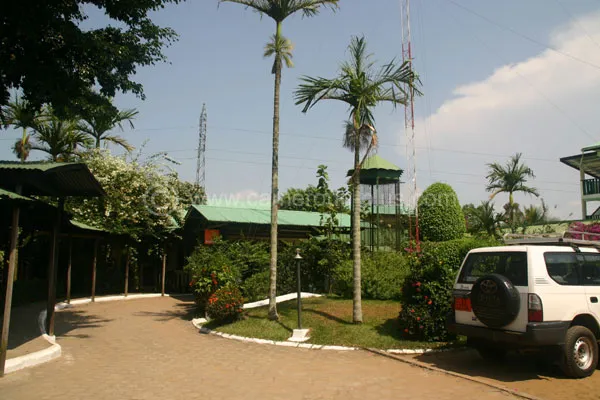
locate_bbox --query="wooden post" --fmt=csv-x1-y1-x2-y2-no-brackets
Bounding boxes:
124,247,130,297
66,238,73,304
0,196,21,377
46,198,64,337
161,246,167,296
91,239,99,302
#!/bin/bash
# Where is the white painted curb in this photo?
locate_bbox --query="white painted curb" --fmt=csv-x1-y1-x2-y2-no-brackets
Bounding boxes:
243,292,322,309
192,292,454,355
4,341,62,375
5,293,177,375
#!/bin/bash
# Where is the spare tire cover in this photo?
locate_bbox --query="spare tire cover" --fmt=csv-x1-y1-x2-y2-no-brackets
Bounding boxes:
470,273,521,328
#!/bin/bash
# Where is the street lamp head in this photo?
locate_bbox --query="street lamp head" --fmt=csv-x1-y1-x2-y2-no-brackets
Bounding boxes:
294,248,302,260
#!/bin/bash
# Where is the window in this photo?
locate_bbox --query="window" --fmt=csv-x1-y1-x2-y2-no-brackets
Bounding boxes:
458,252,528,286
581,254,600,286
544,253,580,285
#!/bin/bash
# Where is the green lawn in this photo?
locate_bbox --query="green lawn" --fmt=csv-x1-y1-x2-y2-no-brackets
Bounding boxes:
204,297,458,350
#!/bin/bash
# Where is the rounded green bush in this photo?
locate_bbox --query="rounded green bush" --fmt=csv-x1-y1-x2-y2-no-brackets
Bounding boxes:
418,183,466,242
206,286,245,321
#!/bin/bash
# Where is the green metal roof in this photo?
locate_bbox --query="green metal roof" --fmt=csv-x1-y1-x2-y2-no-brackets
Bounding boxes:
582,142,600,152
69,219,106,233
0,188,34,202
347,155,403,185
188,205,351,228
0,161,105,197
361,155,402,171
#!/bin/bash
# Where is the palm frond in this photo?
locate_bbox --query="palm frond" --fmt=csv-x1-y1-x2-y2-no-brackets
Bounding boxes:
264,34,295,73
220,0,338,21
342,120,372,152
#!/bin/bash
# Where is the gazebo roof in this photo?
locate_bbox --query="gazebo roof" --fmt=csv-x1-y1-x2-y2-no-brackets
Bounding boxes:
347,154,403,185
560,145,600,179
0,162,105,197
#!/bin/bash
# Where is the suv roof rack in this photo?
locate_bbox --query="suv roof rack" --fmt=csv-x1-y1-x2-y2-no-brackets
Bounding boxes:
503,231,600,249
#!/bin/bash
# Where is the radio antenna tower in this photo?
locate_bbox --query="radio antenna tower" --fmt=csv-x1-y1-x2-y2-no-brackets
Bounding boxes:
401,0,420,250
195,103,207,190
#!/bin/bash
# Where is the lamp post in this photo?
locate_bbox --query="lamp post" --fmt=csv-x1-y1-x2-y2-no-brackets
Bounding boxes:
295,248,302,330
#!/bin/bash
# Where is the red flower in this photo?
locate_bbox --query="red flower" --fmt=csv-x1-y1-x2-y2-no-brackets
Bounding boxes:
410,309,415,313
415,282,421,287
428,300,432,305
419,325,424,330
416,317,421,321
404,328,409,333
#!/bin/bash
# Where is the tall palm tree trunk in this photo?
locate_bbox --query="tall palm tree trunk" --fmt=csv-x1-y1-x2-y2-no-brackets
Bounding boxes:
268,21,283,321
21,127,27,163
352,117,363,324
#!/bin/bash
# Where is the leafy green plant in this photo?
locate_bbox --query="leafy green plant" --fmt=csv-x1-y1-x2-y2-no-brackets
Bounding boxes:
332,251,409,300
185,241,241,312
206,286,245,321
242,270,271,302
399,238,498,341
418,183,466,242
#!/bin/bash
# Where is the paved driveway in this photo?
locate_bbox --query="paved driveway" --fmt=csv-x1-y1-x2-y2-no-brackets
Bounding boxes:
0,297,515,400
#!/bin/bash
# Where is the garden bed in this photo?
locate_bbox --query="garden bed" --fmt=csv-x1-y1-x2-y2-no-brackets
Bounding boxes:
204,296,461,350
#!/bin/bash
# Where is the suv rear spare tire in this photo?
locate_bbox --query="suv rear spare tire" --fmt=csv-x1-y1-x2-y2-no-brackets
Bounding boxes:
560,325,598,378
471,273,520,328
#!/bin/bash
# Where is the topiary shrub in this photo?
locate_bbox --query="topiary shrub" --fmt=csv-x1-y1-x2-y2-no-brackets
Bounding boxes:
418,183,466,242
206,286,245,321
399,238,498,341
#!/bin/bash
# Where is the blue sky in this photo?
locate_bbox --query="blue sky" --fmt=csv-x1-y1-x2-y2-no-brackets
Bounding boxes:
3,0,600,219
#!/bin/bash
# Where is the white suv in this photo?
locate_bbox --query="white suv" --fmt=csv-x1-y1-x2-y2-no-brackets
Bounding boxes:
447,238,600,378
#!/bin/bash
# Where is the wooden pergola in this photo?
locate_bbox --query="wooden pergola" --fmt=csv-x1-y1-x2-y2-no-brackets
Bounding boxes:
0,162,105,377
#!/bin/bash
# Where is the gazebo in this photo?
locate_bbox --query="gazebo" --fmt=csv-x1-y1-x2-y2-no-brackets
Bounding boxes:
0,162,105,376
347,155,405,251
560,143,600,220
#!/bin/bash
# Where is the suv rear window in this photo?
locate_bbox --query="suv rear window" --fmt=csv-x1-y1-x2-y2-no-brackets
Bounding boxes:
458,252,528,286
544,252,600,286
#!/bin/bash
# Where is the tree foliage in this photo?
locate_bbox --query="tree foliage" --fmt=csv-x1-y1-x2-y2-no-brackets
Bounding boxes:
0,0,182,118
65,150,202,240
418,183,465,242
486,153,539,233
463,201,503,238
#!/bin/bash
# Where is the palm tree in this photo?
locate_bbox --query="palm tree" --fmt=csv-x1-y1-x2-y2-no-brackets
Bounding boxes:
486,153,539,233
295,36,419,323
219,0,339,320
2,96,44,162
30,116,93,161
77,107,138,151
467,201,502,238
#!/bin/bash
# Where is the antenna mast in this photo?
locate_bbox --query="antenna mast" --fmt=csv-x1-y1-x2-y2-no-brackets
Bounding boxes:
195,103,207,190
401,0,420,250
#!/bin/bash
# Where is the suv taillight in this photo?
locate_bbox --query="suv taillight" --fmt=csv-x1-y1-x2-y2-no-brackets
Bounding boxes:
528,293,543,322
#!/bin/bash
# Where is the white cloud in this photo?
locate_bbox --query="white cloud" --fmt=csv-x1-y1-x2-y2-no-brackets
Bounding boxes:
407,11,600,219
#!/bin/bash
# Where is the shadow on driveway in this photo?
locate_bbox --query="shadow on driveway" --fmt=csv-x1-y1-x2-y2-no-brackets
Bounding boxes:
414,348,566,382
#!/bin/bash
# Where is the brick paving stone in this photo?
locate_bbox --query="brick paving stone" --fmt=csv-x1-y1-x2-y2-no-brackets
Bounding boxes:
0,297,516,400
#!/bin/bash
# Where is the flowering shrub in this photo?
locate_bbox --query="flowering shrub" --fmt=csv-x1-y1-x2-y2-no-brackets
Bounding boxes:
566,222,600,241
399,238,498,341
206,286,245,321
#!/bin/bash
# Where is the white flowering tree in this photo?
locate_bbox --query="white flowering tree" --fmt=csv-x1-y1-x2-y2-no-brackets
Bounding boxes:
65,150,204,241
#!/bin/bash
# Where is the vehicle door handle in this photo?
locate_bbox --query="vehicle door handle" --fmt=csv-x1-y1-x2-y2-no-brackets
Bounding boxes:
591,297,598,304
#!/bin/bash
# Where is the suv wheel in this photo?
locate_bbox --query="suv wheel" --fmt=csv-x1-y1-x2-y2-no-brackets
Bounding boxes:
560,326,599,378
